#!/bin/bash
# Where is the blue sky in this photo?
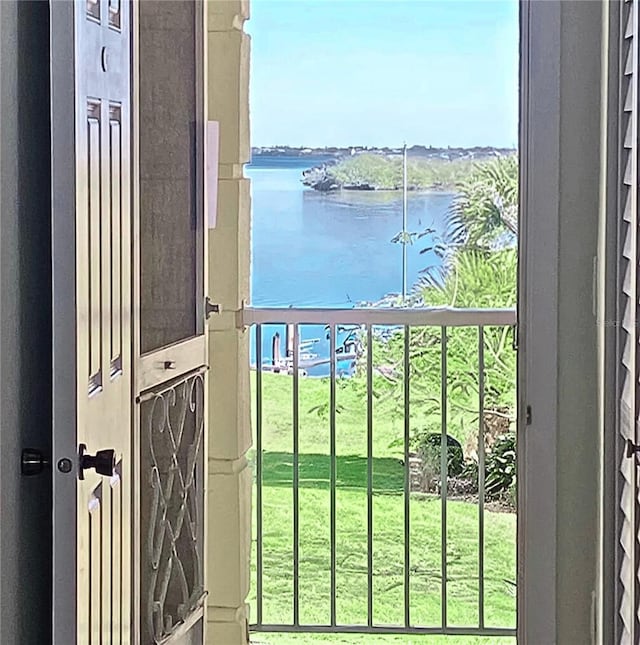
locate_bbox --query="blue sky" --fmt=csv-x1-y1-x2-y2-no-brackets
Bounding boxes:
247,0,519,148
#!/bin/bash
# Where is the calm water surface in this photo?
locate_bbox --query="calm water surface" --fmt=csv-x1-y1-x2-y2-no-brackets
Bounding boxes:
247,156,454,373
248,156,454,308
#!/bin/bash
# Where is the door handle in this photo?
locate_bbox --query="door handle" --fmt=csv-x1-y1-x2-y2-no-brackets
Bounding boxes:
78,443,116,480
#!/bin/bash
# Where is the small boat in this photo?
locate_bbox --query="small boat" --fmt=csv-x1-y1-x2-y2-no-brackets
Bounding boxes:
251,328,363,376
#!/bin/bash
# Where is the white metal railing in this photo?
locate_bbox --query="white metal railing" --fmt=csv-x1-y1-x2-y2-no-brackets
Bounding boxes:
241,306,516,327
244,306,517,638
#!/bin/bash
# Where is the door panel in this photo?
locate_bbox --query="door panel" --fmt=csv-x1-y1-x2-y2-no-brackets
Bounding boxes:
52,1,207,642
137,336,206,393
138,0,202,357
134,2,208,643
139,370,206,643
52,0,132,642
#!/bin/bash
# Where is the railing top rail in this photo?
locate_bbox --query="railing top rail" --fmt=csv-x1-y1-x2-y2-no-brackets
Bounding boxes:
241,306,516,327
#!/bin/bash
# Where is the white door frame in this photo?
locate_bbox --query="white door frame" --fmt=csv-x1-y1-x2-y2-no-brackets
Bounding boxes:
518,1,560,641
50,1,80,640
598,1,621,641
519,1,604,643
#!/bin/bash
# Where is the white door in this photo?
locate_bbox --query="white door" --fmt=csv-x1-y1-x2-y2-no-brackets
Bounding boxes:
51,0,133,643
51,1,208,643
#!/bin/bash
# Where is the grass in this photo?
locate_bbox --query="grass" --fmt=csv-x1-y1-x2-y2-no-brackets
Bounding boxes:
253,635,513,645
249,370,516,644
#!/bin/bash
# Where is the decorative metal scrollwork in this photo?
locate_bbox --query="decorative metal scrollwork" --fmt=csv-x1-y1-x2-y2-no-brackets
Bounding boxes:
140,370,206,643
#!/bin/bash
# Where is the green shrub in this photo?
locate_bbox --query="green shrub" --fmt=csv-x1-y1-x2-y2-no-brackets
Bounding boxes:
485,432,517,498
506,477,517,508
460,458,479,490
417,432,464,479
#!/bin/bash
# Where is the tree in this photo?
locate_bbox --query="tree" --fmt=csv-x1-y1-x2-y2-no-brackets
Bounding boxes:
368,155,519,450
413,154,518,297
447,154,518,249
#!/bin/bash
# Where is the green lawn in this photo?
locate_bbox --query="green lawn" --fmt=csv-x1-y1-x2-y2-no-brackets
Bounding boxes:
249,371,516,644
253,635,513,645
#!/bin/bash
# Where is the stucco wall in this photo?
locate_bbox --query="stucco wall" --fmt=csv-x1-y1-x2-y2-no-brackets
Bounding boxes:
0,1,52,642
206,2,252,643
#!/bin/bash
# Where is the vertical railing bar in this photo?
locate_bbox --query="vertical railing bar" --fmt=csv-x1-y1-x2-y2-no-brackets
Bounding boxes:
440,325,448,629
256,324,263,626
253,319,515,637
367,325,374,627
403,325,411,628
330,323,337,626
293,324,300,626
478,326,486,629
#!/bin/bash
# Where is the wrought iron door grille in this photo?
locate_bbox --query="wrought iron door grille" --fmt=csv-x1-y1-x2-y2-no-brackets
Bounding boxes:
139,369,206,643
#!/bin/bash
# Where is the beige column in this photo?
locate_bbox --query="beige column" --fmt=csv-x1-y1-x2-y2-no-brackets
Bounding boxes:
206,2,252,643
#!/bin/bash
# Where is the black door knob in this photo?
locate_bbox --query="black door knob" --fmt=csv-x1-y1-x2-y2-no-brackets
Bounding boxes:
21,448,49,476
78,443,116,480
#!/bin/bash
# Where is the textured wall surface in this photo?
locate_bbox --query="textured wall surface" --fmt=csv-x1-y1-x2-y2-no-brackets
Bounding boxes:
206,1,252,643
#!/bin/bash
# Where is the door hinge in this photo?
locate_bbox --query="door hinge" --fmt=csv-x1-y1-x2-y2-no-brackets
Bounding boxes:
511,324,518,351
526,405,532,425
626,438,640,460
205,297,220,319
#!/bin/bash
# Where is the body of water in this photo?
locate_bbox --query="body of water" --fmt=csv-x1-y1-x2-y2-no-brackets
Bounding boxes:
247,155,455,374
248,155,454,307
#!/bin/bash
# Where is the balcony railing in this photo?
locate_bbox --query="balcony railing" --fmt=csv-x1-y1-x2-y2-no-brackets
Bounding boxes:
243,306,518,639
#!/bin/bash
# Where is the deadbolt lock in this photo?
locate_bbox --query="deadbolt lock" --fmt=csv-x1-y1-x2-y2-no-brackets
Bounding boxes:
21,448,49,476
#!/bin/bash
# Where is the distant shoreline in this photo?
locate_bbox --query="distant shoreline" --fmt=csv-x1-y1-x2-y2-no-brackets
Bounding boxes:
251,144,516,162
309,185,458,195
299,152,509,193
250,147,515,193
